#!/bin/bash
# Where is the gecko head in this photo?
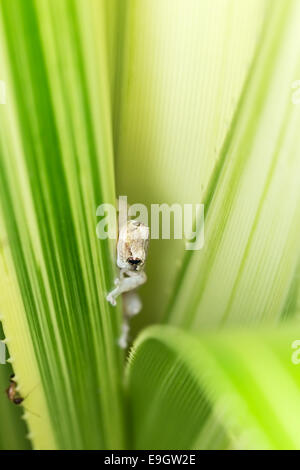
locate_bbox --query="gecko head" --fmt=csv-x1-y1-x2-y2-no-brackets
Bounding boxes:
117,220,150,271
125,222,149,271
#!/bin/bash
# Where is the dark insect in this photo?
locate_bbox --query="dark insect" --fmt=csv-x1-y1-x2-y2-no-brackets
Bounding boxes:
6,373,24,405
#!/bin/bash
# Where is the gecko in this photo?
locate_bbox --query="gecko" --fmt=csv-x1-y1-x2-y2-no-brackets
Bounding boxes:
106,218,150,348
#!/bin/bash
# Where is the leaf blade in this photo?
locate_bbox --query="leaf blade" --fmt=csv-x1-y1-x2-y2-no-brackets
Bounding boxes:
127,323,300,449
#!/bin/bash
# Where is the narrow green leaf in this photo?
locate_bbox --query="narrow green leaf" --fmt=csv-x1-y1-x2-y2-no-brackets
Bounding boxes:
0,0,125,449
165,0,300,328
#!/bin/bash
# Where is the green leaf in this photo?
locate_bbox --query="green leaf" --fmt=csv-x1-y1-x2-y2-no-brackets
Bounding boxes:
127,323,300,450
0,327,30,450
0,0,125,449
114,0,270,326
113,0,300,331
164,0,300,328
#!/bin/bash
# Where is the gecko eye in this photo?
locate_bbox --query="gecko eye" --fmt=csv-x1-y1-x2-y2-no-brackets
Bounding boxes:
127,257,142,266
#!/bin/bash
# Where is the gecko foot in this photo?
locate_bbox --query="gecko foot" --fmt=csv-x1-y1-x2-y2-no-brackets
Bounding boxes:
106,292,117,306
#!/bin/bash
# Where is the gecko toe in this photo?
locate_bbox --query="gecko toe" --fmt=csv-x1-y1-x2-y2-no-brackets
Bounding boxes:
106,294,117,306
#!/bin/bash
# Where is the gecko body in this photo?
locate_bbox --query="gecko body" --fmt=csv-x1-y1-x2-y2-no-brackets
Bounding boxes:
106,219,149,347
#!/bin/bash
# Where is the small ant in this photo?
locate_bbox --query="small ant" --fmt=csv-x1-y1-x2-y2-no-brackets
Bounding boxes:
6,373,24,405
6,374,40,418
